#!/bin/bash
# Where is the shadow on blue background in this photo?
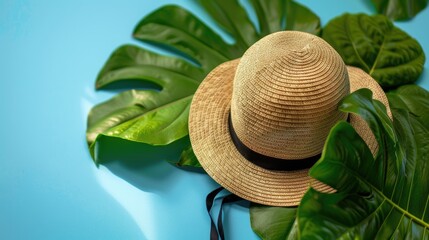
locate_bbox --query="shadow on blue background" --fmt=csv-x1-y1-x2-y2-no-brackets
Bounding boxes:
95,136,203,193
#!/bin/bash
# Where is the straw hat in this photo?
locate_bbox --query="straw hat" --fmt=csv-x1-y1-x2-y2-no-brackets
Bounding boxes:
188,31,390,206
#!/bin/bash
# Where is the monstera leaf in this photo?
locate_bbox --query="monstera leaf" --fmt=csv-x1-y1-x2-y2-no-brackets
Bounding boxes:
322,14,425,88
86,0,321,165
371,0,428,21
86,45,201,161
297,88,429,239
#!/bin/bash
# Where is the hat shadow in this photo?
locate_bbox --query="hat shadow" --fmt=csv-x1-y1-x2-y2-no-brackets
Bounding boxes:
94,135,206,193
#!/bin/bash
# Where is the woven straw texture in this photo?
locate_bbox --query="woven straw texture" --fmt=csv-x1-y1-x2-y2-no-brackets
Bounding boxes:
189,31,390,206
231,31,349,159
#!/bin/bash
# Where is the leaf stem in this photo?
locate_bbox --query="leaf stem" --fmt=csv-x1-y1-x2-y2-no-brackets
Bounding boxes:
369,28,389,75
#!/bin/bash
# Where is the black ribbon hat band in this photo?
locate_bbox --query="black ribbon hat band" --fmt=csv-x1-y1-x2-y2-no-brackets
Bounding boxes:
227,112,320,171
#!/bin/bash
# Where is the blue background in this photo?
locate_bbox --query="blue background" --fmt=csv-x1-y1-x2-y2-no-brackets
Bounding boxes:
1,0,428,239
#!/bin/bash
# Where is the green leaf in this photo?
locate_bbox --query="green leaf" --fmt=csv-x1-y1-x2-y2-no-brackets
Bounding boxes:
87,93,193,163
249,0,321,36
196,0,259,50
339,88,402,173
86,46,199,163
93,134,191,167
371,0,428,21
297,88,429,238
95,44,205,89
387,85,429,116
87,1,321,164
133,5,233,72
284,0,321,35
176,143,201,167
249,0,284,35
250,203,298,240
322,13,425,88
388,86,429,219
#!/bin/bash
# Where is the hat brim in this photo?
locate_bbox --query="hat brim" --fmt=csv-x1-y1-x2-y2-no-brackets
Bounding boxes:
188,59,390,206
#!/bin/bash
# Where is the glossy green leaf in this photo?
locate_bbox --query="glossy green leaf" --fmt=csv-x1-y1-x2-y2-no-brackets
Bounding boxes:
250,203,298,240
339,88,403,173
284,0,321,35
387,84,429,116
249,0,284,35
322,13,425,88
133,6,232,72
87,45,199,163
196,0,259,50
87,92,194,163
371,0,428,21
297,88,429,239
87,1,321,164
388,86,429,219
248,0,321,37
95,44,205,89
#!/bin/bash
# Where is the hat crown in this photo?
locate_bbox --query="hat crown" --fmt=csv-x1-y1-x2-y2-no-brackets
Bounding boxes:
230,31,350,159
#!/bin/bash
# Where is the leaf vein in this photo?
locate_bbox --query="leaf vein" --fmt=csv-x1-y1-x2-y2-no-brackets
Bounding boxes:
137,22,231,62
111,95,192,138
374,204,395,237
339,199,387,238
321,159,429,228
346,14,370,72
422,195,429,221
156,98,190,134
370,52,425,73
369,28,389,75
390,212,406,239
